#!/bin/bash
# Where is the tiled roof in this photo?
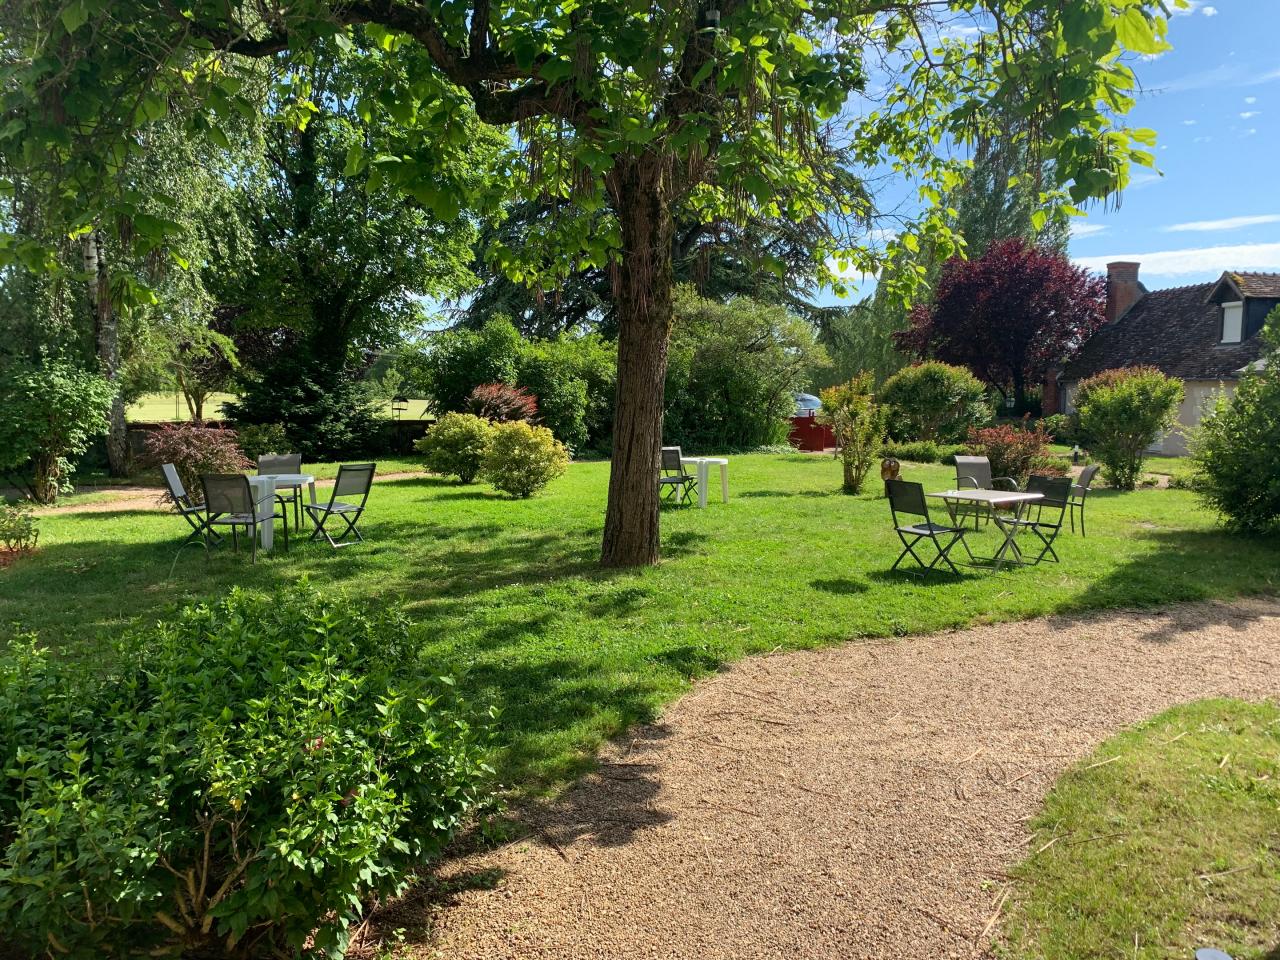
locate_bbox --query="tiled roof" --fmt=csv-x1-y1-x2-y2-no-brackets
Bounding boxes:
1231,272,1280,298
1061,281,1266,382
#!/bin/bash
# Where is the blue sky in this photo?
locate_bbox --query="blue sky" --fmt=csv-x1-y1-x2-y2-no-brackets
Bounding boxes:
1067,0,1280,288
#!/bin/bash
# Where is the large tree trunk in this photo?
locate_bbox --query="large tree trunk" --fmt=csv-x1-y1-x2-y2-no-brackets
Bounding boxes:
83,231,129,476
600,157,676,569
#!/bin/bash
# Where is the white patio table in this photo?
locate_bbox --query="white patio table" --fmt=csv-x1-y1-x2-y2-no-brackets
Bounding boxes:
927,489,1043,568
247,473,316,551
679,457,729,509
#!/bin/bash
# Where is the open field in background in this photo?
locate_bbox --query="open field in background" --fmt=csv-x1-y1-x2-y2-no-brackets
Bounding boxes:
2,454,1276,794
126,391,434,422
1003,698,1280,960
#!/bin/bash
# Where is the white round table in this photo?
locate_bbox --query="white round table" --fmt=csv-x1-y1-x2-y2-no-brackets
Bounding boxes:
679,457,729,509
248,473,316,551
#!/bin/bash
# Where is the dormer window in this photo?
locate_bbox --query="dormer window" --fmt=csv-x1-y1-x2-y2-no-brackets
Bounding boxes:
1221,301,1243,343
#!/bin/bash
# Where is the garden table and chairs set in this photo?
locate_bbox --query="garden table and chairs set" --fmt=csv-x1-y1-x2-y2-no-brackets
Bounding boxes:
658,445,730,509
162,455,376,563
887,456,1100,577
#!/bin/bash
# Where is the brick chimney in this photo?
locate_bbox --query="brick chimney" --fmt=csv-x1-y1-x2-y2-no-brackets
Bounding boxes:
1105,261,1143,324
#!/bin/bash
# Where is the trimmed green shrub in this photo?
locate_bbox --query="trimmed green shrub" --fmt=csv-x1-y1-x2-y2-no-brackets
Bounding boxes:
482,421,569,498
0,585,493,960
415,412,494,483
818,373,889,494
878,440,966,464
0,360,114,504
1036,412,1080,445
879,361,991,443
142,422,253,505
0,502,38,552
1075,366,1183,491
235,422,289,461
1190,315,1280,532
965,418,1063,486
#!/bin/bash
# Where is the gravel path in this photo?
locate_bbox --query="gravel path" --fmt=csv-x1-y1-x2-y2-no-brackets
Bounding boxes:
410,598,1280,960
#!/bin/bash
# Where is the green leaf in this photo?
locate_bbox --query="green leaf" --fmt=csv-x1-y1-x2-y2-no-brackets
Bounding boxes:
59,0,89,33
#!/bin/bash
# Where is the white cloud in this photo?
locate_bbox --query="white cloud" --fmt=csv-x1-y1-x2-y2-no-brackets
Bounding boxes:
1240,110,1261,118
1070,223,1108,239
1181,119,1197,125
1245,96,1258,104
1164,214,1280,233
1193,135,1213,143
1246,127,1259,136
1159,64,1280,94
1172,0,1219,15
1201,5,1218,15
1075,242,1280,278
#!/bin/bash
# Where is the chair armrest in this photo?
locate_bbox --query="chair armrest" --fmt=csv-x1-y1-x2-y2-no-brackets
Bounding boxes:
956,476,979,489
993,477,1020,491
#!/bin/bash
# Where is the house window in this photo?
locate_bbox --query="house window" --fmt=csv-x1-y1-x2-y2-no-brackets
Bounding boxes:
1221,301,1243,343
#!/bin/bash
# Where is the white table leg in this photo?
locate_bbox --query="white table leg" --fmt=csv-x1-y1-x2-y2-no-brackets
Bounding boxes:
718,463,729,503
698,461,709,508
255,479,276,551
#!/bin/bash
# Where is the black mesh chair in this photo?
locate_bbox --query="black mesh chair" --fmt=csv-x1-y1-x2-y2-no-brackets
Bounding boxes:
1069,464,1100,536
305,463,375,547
1007,475,1072,564
658,446,697,506
161,463,219,546
952,455,1019,529
201,474,287,563
258,453,304,531
887,478,970,576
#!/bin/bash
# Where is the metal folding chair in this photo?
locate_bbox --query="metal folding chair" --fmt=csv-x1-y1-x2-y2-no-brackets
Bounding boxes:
951,455,1020,529
887,478,970,576
161,463,220,546
1007,475,1072,564
201,474,288,564
258,452,304,531
1069,464,1100,536
304,463,375,547
658,446,698,506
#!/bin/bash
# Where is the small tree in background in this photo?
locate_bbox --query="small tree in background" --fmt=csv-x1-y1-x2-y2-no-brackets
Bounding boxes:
1075,367,1183,491
879,361,991,443
142,423,252,505
466,383,539,424
1191,310,1280,533
818,374,889,495
0,362,114,504
896,239,1106,411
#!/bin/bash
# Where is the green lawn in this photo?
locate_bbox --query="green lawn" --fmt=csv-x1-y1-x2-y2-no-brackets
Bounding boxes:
2,454,1277,792
1002,699,1280,959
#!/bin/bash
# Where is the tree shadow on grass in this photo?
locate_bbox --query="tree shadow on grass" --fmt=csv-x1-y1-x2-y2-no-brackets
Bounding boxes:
810,577,870,595
738,489,840,499
1047,527,1280,643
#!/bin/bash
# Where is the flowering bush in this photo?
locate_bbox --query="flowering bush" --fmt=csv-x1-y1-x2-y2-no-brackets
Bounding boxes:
965,418,1063,486
0,585,494,960
466,382,539,423
415,412,495,483
482,421,569,498
143,422,252,505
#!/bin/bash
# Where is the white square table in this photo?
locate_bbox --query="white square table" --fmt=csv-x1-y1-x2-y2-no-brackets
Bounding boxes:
927,489,1043,568
247,473,316,551
679,457,729,509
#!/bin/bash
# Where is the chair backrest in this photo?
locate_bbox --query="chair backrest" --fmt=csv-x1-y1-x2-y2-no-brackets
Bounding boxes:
1027,474,1073,514
258,452,302,475
201,474,253,516
1074,464,1100,494
954,455,993,489
161,463,188,506
660,446,685,475
887,478,929,523
331,463,376,505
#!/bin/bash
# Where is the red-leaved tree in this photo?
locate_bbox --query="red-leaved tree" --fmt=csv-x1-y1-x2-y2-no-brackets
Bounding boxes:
895,239,1106,411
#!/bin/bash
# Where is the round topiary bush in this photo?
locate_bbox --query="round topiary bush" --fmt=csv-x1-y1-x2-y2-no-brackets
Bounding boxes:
879,361,991,443
415,411,495,483
481,421,569,498
0,585,494,959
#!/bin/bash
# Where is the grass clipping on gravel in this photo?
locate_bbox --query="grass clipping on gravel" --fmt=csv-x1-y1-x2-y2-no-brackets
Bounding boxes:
1001,698,1280,960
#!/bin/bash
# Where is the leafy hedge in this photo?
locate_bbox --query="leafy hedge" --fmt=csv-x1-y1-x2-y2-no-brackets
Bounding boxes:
0,586,493,959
